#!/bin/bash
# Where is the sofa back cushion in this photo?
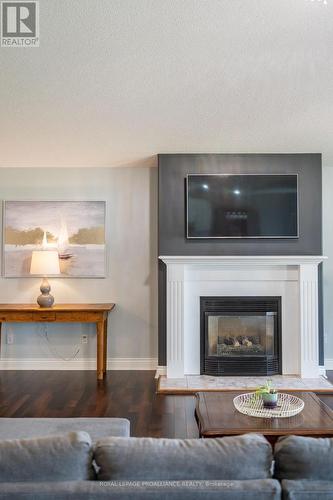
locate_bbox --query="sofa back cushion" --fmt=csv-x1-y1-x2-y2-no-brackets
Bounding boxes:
274,435,333,479
94,433,273,481
0,431,93,482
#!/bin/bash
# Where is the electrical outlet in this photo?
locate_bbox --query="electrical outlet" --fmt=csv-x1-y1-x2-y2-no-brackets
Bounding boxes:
81,334,88,344
7,333,14,345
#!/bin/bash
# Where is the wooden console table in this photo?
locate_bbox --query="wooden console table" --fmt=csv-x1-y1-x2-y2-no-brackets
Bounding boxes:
0,304,115,380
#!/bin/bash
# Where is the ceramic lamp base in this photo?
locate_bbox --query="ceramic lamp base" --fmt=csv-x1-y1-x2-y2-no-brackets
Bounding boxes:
37,277,55,308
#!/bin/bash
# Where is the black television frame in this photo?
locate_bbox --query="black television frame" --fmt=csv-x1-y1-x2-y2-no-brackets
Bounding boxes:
186,173,299,239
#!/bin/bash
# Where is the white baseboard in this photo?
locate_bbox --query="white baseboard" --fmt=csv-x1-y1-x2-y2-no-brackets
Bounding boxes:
0,357,158,371
319,365,327,377
324,359,333,370
155,365,166,378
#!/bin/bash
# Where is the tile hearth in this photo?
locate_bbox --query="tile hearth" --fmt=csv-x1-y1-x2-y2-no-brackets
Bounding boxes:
157,374,333,394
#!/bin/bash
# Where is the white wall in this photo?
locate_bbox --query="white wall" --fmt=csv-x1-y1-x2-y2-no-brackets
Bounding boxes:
323,163,333,366
0,166,158,369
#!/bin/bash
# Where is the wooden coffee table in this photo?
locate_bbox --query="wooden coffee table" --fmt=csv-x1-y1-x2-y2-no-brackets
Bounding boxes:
195,391,333,446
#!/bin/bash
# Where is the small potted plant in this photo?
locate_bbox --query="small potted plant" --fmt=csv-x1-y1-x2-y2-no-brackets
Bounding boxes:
255,380,278,408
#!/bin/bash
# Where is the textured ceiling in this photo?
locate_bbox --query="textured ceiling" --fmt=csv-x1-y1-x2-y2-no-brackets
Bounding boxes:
0,0,332,167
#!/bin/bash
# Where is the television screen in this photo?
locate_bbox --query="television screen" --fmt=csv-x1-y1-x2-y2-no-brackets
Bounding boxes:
187,174,298,238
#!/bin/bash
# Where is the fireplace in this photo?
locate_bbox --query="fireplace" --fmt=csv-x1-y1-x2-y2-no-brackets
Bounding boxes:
200,296,281,376
160,255,324,378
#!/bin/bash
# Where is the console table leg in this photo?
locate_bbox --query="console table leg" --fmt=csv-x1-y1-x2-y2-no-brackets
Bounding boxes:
0,322,2,357
96,321,105,380
103,319,108,374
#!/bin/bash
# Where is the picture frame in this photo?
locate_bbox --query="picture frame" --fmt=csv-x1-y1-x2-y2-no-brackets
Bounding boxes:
2,200,107,278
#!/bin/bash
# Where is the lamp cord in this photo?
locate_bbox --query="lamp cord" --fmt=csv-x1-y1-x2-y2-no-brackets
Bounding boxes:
38,323,81,361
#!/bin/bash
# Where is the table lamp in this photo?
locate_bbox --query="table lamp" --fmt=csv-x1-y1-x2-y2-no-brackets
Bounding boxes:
30,250,60,307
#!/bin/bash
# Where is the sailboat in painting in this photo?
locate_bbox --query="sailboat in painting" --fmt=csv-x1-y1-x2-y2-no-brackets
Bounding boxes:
42,231,48,249
57,219,73,260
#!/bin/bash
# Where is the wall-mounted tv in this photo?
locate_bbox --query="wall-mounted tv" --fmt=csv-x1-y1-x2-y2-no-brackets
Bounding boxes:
186,174,299,239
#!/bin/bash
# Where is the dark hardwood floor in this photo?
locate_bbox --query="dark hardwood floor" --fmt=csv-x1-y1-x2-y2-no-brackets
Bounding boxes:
0,370,332,438
0,371,198,438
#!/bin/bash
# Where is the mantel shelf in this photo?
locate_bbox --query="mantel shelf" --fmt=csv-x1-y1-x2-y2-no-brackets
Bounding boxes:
159,255,327,267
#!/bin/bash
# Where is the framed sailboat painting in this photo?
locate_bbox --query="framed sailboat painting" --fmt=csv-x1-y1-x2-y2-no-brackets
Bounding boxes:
3,201,106,278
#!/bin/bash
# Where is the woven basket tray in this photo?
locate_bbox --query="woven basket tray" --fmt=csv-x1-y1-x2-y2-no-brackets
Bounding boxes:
233,392,304,419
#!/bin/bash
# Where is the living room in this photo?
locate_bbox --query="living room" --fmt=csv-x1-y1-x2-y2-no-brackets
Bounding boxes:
0,1,333,498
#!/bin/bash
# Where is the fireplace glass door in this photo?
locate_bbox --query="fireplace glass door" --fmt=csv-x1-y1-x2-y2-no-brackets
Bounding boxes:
201,297,281,376
207,313,276,358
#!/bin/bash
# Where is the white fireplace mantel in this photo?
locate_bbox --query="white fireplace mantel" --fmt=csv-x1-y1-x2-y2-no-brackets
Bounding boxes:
159,255,327,379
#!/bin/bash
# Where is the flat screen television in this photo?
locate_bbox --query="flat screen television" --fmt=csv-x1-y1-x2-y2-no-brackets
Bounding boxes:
186,174,298,238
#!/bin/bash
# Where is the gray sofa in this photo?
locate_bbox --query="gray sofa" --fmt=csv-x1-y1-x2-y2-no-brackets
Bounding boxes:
275,435,333,499
0,417,131,441
0,419,331,499
0,429,280,499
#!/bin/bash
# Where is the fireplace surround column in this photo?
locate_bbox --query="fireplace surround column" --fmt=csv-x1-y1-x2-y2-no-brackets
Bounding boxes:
166,263,185,378
299,263,320,378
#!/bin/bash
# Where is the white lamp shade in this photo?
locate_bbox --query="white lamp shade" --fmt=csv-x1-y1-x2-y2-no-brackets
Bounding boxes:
30,250,61,276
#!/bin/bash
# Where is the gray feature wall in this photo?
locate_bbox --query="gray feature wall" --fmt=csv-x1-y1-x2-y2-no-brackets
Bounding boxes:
158,154,323,366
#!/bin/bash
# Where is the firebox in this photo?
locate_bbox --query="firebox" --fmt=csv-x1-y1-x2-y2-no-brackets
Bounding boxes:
200,296,281,376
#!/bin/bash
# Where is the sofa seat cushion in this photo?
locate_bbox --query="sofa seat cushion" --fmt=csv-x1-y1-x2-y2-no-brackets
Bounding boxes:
0,431,93,482
0,479,281,500
94,434,273,481
282,480,333,500
274,435,333,480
